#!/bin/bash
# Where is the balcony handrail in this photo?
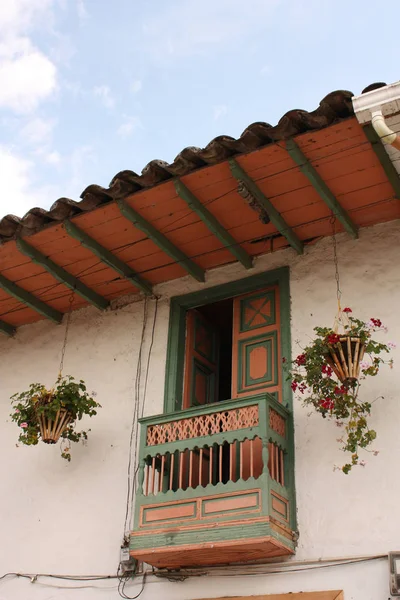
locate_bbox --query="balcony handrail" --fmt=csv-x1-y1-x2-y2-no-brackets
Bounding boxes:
140,392,290,428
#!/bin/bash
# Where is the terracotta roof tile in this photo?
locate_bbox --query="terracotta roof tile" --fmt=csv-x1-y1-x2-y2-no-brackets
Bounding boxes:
0,86,381,244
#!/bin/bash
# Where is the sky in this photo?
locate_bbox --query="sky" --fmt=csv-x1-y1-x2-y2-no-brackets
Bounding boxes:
0,0,399,219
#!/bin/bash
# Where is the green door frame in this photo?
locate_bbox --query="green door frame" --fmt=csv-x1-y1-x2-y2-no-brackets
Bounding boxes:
164,266,293,414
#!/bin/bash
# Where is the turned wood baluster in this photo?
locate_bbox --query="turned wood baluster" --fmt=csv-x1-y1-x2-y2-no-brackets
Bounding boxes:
138,459,146,496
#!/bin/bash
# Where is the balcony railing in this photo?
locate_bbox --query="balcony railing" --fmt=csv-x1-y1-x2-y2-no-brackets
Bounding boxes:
130,393,296,569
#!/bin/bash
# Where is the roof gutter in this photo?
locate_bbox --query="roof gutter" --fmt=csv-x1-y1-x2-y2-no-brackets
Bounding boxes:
352,81,400,151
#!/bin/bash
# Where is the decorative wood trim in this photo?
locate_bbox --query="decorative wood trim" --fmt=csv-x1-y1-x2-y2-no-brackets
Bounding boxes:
164,267,292,414
196,592,344,600
174,179,253,269
285,139,358,239
363,124,400,199
229,159,304,255
16,238,109,311
116,198,205,282
136,514,270,536
64,220,153,295
0,319,16,337
0,272,63,323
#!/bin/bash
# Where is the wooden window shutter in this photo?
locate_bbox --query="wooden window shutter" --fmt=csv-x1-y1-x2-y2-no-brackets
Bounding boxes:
231,285,282,400
183,310,220,409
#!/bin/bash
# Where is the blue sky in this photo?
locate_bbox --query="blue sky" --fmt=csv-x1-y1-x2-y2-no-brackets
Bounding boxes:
0,0,399,218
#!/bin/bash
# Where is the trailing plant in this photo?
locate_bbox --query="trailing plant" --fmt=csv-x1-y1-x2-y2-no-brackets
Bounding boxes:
286,308,394,473
10,376,100,461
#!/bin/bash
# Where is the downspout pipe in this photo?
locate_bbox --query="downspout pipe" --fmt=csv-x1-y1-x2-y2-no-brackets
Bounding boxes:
371,110,400,151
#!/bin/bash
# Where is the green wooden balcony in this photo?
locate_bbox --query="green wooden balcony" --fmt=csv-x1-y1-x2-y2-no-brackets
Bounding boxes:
130,393,296,569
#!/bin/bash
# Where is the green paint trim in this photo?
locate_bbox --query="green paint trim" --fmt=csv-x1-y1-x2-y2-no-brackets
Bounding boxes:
363,124,400,199
240,289,276,332
163,266,292,414
0,272,63,323
174,179,253,269
16,239,109,311
237,330,278,393
130,517,295,553
229,159,304,255
0,319,16,337
64,220,153,295
285,139,358,239
116,198,205,282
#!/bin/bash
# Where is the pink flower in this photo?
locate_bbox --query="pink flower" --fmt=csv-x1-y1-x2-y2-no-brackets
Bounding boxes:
360,360,370,370
20,422,28,429
388,341,397,349
14,409,20,414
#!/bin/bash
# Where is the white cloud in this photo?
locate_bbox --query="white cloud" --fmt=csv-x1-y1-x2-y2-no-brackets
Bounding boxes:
0,1,57,113
130,80,142,94
213,105,228,121
141,0,281,60
19,116,56,146
0,146,57,217
76,0,88,21
117,116,142,138
45,150,61,164
93,85,115,109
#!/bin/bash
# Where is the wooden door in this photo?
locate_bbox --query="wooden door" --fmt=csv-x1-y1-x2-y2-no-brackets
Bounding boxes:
232,285,281,400
183,309,220,409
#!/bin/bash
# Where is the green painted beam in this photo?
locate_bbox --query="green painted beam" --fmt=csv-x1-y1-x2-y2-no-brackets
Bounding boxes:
0,319,16,337
0,273,63,323
286,139,358,239
116,199,205,282
229,159,304,255
363,124,400,199
174,179,253,269
64,220,153,296
16,239,109,311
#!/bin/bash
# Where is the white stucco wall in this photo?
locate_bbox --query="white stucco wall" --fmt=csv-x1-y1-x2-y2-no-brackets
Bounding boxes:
0,220,399,600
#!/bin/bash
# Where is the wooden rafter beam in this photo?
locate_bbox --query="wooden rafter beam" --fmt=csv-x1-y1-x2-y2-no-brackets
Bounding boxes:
174,179,253,269
116,199,205,282
286,139,358,239
229,158,304,255
0,319,16,337
16,239,109,311
0,273,63,323
363,124,400,199
64,220,153,296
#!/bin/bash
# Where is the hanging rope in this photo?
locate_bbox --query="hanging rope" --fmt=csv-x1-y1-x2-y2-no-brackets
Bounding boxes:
330,213,343,332
58,290,75,380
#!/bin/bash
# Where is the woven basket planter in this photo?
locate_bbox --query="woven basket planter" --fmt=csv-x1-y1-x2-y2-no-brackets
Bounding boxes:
325,335,365,385
36,406,73,444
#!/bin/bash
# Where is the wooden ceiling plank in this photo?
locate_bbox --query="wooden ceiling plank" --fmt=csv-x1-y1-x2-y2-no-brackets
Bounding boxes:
0,272,63,323
0,319,16,337
116,199,205,283
363,124,400,199
64,220,153,296
286,139,358,239
175,179,253,269
16,239,109,311
229,158,304,255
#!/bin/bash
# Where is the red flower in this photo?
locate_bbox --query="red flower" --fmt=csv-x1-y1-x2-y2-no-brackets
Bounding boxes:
319,398,335,410
334,385,347,395
370,318,382,328
282,357,287,363
327,333,341,345
291,381,298,392
295,354,306,366
298,383,307,394
343,307,352,313
321,364,333,377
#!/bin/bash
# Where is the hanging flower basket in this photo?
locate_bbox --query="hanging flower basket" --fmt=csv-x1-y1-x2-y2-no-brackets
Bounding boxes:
324,335,365,385
10,376,100,461
285,309,395,473
36,405,72,444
